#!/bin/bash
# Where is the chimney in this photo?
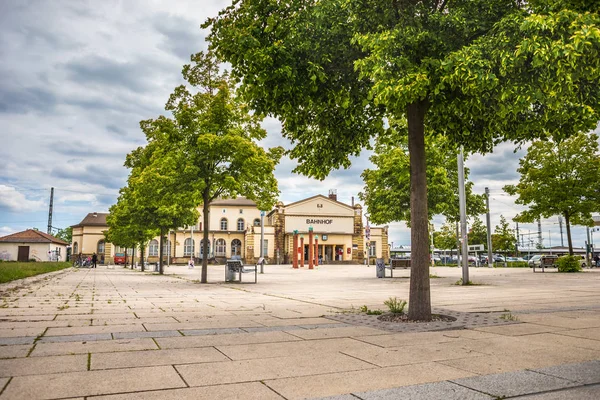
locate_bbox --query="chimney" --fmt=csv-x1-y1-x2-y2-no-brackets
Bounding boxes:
351,196,354,207
328,189,337,201
93,212,98,218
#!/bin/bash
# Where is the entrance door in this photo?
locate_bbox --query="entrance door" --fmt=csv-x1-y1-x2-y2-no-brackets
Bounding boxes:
17,246,30,262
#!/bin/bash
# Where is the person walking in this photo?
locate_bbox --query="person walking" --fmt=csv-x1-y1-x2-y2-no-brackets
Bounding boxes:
92,252,97,268
594,254,599,268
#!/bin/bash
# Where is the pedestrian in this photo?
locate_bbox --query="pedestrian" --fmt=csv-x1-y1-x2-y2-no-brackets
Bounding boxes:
188,258,194,269
92,252,97,268
594,254,599,268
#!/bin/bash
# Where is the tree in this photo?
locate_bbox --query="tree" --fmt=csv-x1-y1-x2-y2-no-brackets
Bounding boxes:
205,1,600,320
124,120,200,275
492,215,517,254
54,227,72,244
504,133,600,254
434,222,458,253
105,186,158,272
468,217,488,249
163,52,283,283
360,128,485,225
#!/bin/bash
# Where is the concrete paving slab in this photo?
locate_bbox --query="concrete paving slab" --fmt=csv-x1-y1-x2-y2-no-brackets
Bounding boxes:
0,337,35,346
113,330,182,339
0,328,45,338
516,332,600,351
252,317,339,327
1,365,186,400
216,337,379,361
0,344,32,359
451,370,577,398
144,320,264,331
352,330,467,348
264,361,477,399
352,381,493,399
284,326,389,340
180,327,245,336
39,333,113,343
156,330,301,349
0,354,87,377
517,315,600,330
473,323,567,336
93,382,284,400
556,327,600,341
45,324,145,336
176,353,376,386
31,337,158,357
513,384,600,399
532,360,600,385
91,347,228,370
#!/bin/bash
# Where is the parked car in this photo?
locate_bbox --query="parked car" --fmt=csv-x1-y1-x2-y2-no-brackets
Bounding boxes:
507,257,525,262
528,255,542,268
493,255,506,263
114,253,127,265
577,255,588,268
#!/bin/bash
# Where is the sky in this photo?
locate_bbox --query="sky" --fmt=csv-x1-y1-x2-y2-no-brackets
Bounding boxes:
0,0,598,250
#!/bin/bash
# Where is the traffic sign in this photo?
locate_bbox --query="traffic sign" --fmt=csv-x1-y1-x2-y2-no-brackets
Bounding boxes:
468,244,484,252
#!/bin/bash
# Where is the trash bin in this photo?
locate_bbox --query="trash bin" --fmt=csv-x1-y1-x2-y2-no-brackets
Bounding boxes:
376,261,385,278
154,263,159,272
226,266,235,281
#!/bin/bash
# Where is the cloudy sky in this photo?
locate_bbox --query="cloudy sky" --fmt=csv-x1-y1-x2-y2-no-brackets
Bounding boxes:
0,0,598,250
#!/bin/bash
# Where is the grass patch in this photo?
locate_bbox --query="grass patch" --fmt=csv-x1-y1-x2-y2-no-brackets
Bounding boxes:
499,312,519,321
454,278,484,286
429,273,442,278
359,305,384,315
0,262,71,284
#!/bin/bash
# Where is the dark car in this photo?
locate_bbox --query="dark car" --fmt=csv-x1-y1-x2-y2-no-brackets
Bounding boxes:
114,253,127,265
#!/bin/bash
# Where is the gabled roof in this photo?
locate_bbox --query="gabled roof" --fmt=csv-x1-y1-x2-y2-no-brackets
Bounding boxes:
72,213,108,228
284,194,355,211
0,229,69,245
211,197,257,207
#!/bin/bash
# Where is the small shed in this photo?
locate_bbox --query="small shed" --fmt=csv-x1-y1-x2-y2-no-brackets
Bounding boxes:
0,230,68,262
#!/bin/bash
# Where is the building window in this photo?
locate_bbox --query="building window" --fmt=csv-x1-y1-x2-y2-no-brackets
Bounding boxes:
369,241,376,257
220,218,228,231
253,218,260,226
199,239,210,258
97,240,105,255
184,238,195,256
148,240,158,256
215,239,226,256
73,242,78,254
162,240,171,256
239,209,243,214
262,239,268,258
237,218,245,231
231,239,242,257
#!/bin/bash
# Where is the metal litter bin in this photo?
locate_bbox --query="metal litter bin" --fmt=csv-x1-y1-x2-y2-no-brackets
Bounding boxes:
376,259,385,278
154,263,159,272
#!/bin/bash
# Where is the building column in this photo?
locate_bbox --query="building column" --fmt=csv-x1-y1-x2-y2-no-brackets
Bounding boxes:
292,232,298,269
308,228,314,270
315,236,319,266
300,236,304,268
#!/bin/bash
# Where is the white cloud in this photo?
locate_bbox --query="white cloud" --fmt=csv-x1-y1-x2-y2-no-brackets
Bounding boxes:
0,185,46,212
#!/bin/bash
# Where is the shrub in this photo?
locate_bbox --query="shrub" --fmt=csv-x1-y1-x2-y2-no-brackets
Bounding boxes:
384,297,407,314
556,255,581,273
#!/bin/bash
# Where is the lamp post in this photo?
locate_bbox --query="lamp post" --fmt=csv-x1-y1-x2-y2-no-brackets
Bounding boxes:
292,230,299,269
300,235,305,268
314,235,319,266
260,211,265,273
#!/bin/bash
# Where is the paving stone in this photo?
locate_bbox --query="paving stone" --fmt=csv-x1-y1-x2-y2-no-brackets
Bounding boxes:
216,337,379,361
91,347,228,370
176,352,375,386
1,365,185,400
0,344,32,359
39,333,112,343
308,395,358,400
31,337,158,357
252,317,339,327
92,382,284,400
0,328,46,338
517,332,600,351
0,337,35,346
513,384,600,399
352,381,493,399
241,325,305,333
532,360,600,385
144,320,264,331
556,327,600,341
45,324,145,336
352,330,467,348
264,361,476,399
156,330,301,349
0,354,87,377
451,370,577,398
180,327,245,336
284,326,389,340
473,323,567,336
112,330,182,339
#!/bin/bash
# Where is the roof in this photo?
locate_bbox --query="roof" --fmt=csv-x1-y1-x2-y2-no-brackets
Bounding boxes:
71,212,108,227
0,229,69,245
284,194,355,210
211,197,258,207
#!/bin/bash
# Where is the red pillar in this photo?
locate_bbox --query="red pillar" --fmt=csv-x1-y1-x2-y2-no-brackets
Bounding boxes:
315,237,319,266
300,236,304,268
308,229,314,270
292,233,298,269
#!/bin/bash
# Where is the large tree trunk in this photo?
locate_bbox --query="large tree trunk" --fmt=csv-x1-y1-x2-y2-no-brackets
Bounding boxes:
201,192,210,283
159,227,165,274
564,213,573,255
140,244,145,272
406,101,432,321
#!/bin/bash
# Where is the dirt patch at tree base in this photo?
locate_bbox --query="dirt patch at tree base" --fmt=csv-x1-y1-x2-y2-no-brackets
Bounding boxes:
377,313,457,323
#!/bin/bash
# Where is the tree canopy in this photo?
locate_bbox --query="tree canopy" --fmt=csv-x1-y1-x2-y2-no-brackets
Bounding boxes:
504,132,600,254
205,0,600,320
468,217,488,248
492,215,517,253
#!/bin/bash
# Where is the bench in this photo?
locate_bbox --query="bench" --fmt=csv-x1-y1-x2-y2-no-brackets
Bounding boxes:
533,256,558,273
225,260,257,283
391,259,411,269
376,258,393,278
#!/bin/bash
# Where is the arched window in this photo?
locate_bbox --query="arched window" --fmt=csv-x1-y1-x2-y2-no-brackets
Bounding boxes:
97,240,105,255
73,242,78,254
231,239,242,257
215,239,226,256
162,240,171,255
253,218,260,226
148,240,158,256
237,218,245,231
184,238,195,256
220,218,228,231
199,239,210,258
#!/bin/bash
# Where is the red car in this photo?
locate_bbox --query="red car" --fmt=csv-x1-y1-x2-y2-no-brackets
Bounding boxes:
114,253,127,265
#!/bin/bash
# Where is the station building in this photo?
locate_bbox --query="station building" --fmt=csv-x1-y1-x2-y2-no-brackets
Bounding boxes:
71,192,388,265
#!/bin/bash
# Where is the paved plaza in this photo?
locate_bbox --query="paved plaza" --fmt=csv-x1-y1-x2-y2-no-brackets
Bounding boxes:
1,264,599,399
